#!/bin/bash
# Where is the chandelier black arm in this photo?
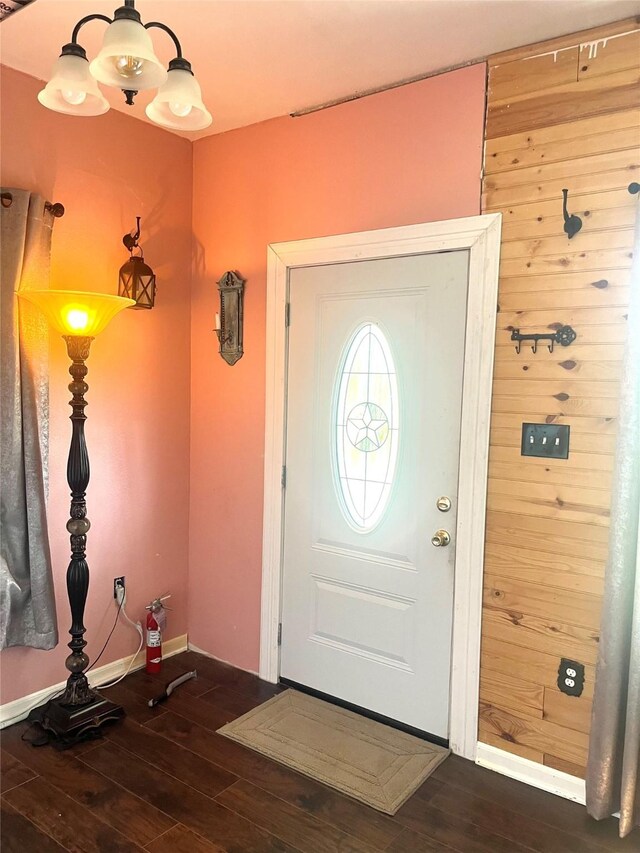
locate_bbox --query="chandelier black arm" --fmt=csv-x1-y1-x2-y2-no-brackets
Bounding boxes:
71,14,113,44
144,21,183,59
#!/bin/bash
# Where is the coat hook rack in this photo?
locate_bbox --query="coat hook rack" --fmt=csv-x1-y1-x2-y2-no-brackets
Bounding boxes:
511,325,577,354
629,182,640,195
562,189,582,239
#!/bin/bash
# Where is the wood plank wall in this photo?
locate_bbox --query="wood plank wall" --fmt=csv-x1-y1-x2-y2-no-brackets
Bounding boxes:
479,17,640,777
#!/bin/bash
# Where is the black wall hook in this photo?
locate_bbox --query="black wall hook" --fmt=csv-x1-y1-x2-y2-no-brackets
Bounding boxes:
629,182,640,195
562,189,582,239
123,216,142,253
44,201,65,218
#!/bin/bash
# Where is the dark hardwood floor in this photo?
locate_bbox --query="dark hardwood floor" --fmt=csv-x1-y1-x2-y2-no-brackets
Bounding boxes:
2,651,638,852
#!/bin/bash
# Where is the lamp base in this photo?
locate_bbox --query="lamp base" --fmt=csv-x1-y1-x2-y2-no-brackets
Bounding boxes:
35,692,124,741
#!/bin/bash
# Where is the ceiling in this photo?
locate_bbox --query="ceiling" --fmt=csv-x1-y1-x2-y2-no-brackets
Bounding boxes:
2,0,639,140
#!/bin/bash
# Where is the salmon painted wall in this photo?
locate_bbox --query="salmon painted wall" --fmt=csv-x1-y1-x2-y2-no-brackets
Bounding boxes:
189,64,487,672
0,67,192,705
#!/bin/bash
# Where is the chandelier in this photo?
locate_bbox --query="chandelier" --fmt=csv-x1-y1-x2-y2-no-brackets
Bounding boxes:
37,0,212,131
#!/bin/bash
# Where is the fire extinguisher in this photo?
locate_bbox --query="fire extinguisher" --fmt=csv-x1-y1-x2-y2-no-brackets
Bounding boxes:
145,596,170,674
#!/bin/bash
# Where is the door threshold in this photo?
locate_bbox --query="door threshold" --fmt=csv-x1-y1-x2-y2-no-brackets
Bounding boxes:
279,677,450,749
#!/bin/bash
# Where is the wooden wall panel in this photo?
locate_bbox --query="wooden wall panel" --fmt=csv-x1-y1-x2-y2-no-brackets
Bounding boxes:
488,18,639,63
486,82,640,140
485,169,637,207
480,19,640,776
579,29,640,79
489,48,579,104
482,609,600,665
486,119,640,174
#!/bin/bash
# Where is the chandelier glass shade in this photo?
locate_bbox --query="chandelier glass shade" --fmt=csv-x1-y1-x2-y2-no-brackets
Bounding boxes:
89,19,167,91
38,53,109,116
146,65,212,131
37,1,211,131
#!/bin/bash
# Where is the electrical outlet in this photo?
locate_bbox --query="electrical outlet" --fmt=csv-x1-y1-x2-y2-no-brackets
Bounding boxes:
557,658,584,697
113,576,125,599
521,423,570,459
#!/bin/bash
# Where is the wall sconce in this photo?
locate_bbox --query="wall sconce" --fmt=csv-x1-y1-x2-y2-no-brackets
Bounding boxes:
118,216,156,309
214,271,245,365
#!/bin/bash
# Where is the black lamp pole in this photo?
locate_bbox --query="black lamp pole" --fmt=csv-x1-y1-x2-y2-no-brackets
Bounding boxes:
41,336,124,739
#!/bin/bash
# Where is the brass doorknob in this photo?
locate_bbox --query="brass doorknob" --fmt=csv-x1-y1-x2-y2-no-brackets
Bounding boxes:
431,529,451,547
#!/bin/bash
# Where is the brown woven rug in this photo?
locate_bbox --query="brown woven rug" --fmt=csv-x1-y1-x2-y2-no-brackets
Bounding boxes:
217,689,449,814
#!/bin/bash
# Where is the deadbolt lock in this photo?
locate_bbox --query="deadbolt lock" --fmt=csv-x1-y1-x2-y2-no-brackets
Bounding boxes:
436,496,451,512
431,529,451,547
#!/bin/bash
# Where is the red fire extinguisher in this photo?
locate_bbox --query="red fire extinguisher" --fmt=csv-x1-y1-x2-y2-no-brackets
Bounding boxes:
145,596,169,674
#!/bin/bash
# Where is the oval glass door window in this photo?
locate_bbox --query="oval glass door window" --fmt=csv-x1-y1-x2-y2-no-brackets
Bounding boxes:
334,323,399,531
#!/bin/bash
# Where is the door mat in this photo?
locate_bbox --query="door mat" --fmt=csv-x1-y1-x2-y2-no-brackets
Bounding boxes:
217,689,449,814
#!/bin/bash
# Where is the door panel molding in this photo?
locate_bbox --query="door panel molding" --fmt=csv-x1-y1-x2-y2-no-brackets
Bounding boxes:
261,214,502,760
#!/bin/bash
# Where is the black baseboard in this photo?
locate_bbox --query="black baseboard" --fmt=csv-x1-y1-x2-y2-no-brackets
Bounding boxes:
279,677,449,749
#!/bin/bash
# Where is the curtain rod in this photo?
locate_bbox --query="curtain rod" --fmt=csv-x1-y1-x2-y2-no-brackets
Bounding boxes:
0,191,65,218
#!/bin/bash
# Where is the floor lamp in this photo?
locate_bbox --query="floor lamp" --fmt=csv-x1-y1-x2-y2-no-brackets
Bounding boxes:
18,289,134,739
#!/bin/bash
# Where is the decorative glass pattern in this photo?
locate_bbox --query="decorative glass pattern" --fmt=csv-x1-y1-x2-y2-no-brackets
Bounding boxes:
334,323,399,531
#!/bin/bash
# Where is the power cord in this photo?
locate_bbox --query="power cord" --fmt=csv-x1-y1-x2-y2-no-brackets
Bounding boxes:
99,630,144,689
2,685,66,730
3,595,125,728
99,584,145,690
2,583,143,729
86,598,124,673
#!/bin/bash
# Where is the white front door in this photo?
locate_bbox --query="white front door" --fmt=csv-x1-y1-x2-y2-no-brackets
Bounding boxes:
280,250,469,739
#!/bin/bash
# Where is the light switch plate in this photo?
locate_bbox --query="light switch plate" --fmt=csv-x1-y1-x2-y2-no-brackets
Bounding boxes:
521,423,570,459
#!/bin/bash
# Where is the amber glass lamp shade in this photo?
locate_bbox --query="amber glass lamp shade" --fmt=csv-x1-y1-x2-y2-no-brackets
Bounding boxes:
18,290,135,337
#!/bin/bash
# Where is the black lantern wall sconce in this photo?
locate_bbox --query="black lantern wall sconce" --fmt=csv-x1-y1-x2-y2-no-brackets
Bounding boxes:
118,217,156,309
214,271,245,365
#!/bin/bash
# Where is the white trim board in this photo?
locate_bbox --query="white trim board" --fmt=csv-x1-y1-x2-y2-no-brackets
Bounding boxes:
0,633,188,729
260,214,502,761
476,742,586,805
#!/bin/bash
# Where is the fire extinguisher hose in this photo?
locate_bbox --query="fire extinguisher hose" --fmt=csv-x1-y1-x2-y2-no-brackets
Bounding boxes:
148,670,198,707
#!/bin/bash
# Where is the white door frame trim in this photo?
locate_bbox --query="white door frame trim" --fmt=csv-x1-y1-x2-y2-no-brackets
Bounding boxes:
260,214,502,760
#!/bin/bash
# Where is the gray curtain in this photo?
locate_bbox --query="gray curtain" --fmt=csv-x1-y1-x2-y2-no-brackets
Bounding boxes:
0,188,58,649
586,200,640,838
